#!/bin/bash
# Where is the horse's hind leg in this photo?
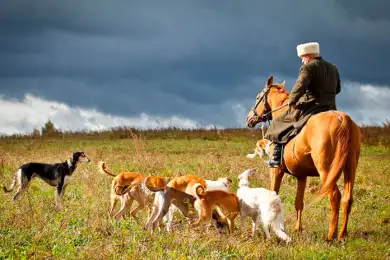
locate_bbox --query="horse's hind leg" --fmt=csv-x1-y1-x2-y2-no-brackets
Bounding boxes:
327,186,341,241
313,150,341,241
339,139,360,240
294,177,307,233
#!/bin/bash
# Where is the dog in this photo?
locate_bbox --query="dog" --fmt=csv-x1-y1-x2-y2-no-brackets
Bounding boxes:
163,175,233,231
191,183,240,234
237,169,291,243
246,139,272,159
98,161,168,220
144,183,198,232
166,175,232,196
3,151,90,210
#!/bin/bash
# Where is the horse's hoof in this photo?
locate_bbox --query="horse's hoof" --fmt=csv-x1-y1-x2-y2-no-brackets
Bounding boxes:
337,235,346,241
325,235,336,242
294,226,303,233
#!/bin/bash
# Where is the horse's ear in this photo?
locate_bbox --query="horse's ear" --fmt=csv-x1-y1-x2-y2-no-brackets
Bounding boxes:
280,81,286,88
266,75,273,88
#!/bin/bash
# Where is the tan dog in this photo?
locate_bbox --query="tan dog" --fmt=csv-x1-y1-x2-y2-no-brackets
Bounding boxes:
114,176,169,220
163,175,232,231
167,175,232,196
191,183,240,234
98,161,168,220
246,139,272,159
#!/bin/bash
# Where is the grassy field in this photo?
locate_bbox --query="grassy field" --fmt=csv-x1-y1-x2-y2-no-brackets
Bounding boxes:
0,134,389,259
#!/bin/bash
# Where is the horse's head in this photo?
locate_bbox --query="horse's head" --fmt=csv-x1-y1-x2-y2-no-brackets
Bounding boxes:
245,75,288,128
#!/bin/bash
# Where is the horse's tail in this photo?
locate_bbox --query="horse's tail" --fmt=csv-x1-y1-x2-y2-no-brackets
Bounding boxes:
316,113,352,201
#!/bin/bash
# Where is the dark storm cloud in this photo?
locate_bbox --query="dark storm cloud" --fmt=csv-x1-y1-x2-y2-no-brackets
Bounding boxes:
0,0,389,126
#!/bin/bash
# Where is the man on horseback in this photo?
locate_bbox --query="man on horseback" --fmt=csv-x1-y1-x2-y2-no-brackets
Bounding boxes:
265,42,341,167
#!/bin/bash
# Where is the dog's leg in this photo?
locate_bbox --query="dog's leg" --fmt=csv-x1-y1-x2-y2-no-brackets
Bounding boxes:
260,214,271,241
272,209,291,243
152,199,171,231
145,192,162,230
226,212,238,234
55,184,64,210
240,213,247,232
12,172,27,201
251,214,260,237
114,196,134,220
129,201,145,223
145,204,158,230
165,204,178,232
4,169,22,193
109,192,119,217
59,183,69,208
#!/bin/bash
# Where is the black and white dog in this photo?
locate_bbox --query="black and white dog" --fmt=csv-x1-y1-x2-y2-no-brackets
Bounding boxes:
3,151,90,209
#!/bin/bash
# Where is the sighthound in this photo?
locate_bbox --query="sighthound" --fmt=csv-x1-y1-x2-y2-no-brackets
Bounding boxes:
3,151,90,210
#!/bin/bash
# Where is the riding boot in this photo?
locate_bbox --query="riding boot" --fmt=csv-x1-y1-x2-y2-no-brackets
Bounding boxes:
265,143,282,168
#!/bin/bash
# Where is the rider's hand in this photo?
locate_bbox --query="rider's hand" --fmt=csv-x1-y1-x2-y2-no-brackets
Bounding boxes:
289,103,297,110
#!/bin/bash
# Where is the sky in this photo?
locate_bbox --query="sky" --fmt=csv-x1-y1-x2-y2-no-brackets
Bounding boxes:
1,0,389,135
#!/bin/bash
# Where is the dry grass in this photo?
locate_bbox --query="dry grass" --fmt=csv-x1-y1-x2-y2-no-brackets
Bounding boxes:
0,133,389,259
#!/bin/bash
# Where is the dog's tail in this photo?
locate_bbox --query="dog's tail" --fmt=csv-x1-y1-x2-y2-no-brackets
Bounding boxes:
98,161,117,177
145,184,166,192
246,151,258,159
269,193,282,214
269,194,291,243
193,183,206,200
115,177,144,196
3,169,21,193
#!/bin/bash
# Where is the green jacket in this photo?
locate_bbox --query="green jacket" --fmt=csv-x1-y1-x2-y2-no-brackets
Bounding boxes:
288,57,341,109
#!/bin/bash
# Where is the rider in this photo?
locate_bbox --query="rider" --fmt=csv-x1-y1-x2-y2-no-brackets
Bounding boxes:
265,42,341,167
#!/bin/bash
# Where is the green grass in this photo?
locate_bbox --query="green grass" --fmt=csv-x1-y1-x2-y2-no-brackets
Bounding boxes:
0,138,389,259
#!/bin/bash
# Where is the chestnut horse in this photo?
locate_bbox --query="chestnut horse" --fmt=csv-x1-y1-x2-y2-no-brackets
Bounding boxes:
245,75,361,241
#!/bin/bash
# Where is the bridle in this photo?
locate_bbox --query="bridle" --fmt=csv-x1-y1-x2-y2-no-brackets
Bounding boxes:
250,87,272,123
249,86,289,124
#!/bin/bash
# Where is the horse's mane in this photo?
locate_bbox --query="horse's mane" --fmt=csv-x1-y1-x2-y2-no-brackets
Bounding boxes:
270,84,289,95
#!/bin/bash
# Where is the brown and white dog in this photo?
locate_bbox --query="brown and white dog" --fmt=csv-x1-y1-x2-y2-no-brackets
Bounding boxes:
163,175,233,231
144,183,198,232
191,183,240,234
98,161,168,220
246,139,272,159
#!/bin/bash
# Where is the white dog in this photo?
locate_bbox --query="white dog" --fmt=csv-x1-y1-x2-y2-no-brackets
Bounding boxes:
237,169,291,243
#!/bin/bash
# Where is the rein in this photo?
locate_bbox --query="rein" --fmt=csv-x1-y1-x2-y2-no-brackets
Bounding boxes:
250,87,289,123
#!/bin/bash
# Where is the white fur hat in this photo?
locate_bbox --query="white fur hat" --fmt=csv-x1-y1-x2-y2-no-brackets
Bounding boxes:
296,42,320,57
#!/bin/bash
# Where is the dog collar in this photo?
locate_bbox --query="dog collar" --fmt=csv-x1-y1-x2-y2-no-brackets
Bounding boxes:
67,159,73,168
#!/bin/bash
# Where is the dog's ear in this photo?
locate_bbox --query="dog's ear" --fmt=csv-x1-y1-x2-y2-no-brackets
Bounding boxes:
73,151,82,161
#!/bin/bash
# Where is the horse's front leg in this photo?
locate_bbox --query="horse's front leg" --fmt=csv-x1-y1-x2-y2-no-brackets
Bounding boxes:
295,177,307,233
270,168,284,193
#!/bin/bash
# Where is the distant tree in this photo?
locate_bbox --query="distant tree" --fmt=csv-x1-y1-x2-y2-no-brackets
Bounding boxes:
41,120,58,137
32,128,41,138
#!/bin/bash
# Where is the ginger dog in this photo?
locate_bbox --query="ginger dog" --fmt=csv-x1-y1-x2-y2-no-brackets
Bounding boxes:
246,139,272,159
163,175,232,231
191,183,240,234
98,161,167,220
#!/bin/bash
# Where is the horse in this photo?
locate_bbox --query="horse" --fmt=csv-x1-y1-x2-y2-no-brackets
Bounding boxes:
245,75,361,241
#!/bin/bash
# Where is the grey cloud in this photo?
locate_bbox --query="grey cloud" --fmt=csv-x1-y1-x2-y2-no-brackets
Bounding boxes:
0,0,389,128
